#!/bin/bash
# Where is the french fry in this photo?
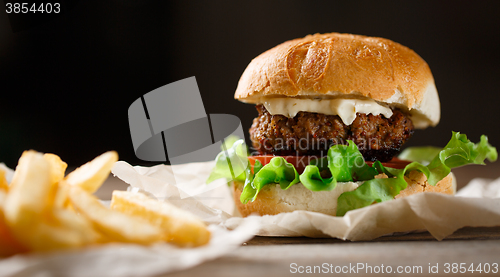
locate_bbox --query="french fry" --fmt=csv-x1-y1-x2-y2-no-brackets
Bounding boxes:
43,153,67,185
4,151,91,251
68,186,162,244
1,149,212,253
44,153,69,209
25,222,92,251
50,208,101,243
64,151,118,193
4,151,53,226
111,191,211,247
0,168,8,192
52,181,71,209
0,191,29,256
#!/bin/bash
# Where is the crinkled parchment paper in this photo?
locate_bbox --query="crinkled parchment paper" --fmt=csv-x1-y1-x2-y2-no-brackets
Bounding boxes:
0,162,259,277
111,161,500,241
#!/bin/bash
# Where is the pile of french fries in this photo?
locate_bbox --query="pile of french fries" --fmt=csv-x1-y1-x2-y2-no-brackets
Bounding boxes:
0,150,210,257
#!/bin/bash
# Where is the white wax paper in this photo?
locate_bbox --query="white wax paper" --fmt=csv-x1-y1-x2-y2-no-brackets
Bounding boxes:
111,161,500,241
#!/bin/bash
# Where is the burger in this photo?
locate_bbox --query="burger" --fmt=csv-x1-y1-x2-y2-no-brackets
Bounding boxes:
208,33,497,217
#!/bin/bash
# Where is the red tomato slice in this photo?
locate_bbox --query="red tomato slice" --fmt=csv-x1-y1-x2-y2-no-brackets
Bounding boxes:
248,156,323,174
366,158,411,169
248,156,411,174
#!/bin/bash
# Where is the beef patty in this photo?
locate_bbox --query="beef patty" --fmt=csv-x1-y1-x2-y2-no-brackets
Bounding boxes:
249,105,414,162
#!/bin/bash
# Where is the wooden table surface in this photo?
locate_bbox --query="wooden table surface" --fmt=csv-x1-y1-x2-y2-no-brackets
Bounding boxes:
95,162,500,277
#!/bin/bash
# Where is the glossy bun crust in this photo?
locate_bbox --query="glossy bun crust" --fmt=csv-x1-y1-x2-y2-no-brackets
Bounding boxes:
235,33,440,128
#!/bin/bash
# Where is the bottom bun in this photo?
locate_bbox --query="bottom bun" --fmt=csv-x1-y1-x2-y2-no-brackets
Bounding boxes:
233,172,456,217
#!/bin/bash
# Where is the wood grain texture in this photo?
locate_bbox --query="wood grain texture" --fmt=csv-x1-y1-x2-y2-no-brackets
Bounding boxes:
167,233,500,277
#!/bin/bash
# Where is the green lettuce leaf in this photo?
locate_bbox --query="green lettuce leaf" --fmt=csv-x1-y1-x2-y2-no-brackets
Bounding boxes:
206,138,249,183
207,132,497,217
423,132,497,185
398,146,442,165
241,157,300,204
299,165,336,191
220,135,241,153
328,141,379,181
298,141,378,192
239,160,260,203
336,132,497,216
240,142,378,204
336,161,430,216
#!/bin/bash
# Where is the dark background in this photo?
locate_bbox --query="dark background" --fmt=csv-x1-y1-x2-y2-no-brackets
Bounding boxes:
0,0,499,168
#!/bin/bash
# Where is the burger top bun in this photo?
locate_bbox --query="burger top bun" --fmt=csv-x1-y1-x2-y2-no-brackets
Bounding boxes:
234,33,440,128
